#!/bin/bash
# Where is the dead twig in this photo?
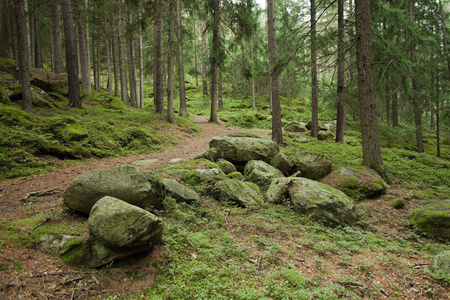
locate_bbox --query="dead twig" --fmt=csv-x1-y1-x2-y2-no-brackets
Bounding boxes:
20,187,59,202
225,210,231,229
32,218,51,231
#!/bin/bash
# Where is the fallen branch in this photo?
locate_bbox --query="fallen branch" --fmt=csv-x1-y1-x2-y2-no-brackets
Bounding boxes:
20,187,59,202
32,218,51,231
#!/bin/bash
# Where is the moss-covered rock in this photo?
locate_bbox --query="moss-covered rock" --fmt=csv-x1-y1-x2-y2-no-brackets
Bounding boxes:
392,198,405,209
284,122,308,133
430,250,450,274
244,160,285,191
195,147,223,162
162,178,200,204
214,179,263,207
410,200,450,241
216,158,237,175
227,172,244,180
0,87,11,104
321,167,388,200
88,196,164,248
0,57,16,75
267,177,358,226
102,97,126,110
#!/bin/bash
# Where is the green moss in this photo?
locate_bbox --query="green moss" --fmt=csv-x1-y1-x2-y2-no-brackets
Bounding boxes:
372,179,388,191
227,172,244,180
59,238,91,267
410,200,450,241
338,176,359,189
392,198,405,209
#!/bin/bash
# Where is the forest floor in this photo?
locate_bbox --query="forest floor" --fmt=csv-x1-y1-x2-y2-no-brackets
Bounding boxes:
0,116,448,299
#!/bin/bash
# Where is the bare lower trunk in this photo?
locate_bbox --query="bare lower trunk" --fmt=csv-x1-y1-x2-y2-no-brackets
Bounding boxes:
104,0,112,95
111,11,120,97
251,38,256,110
355,0,384,176
61,0,81,108
154,0,164,114
138,12,144,108
193,21,199,87
167,0,175,123
200,19,208,96
268,0,282,144
51,0,64,73
75,0,91,94
15,0,32,112
209,0,220,123
335,0,345,144
310,0,319,139
218,68,223,110
117,0,128,105
177,0,187,117
126,5,137,108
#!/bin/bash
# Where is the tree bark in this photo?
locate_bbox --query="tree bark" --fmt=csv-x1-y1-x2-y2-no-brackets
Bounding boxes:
154,0,164,114
51,0,64,73
61,0,81,108
74,0,91,94
268,0,283,144
193,21,199,87
355,0,384,176
32,0,43,69
167,0,175,123
218,67,223,110
412,72,424,153
391,87,399,127
111,10,120,97
138,9,144,108
15,0,32,113
200,19,209,96
439,0,450,77
177,0,187,117
310,0,319,139
209,0,220,123
251,38,256,110
126,4,137,108
104,0,112,95
335,0,345,143
117,0,128,105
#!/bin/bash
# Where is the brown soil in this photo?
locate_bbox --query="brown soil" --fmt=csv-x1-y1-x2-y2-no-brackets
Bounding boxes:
0,117,448,299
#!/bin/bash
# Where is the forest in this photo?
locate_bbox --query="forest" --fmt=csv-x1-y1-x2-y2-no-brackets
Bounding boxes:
0,0,450,299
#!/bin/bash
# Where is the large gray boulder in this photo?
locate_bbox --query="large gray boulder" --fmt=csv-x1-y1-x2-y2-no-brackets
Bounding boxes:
63,165,165,214
216,158,237,175
270,151,331,179
410,200,450,241
89,197,164,248
267,177,358,226
209,136,279,165
162,178,200,204
59,237,152,269
321,167,388,200
195,147,222,162
430,250,450,274
214,179,263,208
244,160,284,191
284,122,308,133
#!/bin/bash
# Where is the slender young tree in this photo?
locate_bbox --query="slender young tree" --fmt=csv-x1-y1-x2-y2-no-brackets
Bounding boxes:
104,0,112,95
111,10,120,97
177,0,188,117
335,0,345,143
154,0,164,114
167,0,175,123
15,0,32,113
61,0,81,108
268,0,283,144
355,0,384,176
310,0,319,139
51,0,64,74
209,0,221,123
74,0,91,94
200,19,209,96
125,4,137,108
117,0,128,105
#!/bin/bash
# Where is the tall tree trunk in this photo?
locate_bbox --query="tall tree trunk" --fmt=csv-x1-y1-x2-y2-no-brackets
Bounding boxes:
117,0,128,105
92,31,97,90
385,75,390,123
310,0,319,139
193,21,199,88
391,88,399,127
154,0,164,114
96,28,101,90
177,0,187,117
111,11,120,97
167,0,175,123
138,10,144,108
355,0,384,176
104,0,112,95
51,0,64,73
251,38,256,110
126,5,137,108
61,0,81,108
218,67,223,110
200,19,208,96
412,72,424,153
436,67,440,158
15,0,32,113
209,0,220,123
268,0,283,144
32,0,43,69
335,0,345,143
439,0,450,77
75,0,91,94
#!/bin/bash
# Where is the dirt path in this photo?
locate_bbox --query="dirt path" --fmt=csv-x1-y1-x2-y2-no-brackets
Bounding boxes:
0,116,269,299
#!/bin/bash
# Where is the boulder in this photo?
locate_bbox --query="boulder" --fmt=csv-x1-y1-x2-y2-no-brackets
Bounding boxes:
227,172,244,180
267,177,358,226
162,178,200,204
270,152,301,176
306,120,327,131
63,165,165,214
410,200,450,241
59,237,153,269
293,152,332,180
318,130,335,141
321,167,388,200
244,160,285,191
30,69,69,96
216,158,237,175
209,136,279,165
430,250,450,274
284,122,308,133
214,179,263,208
195,148,223,162
89,197,163,248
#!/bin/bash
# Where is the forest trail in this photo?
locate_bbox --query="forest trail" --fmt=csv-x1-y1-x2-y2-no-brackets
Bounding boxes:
0,115,270,299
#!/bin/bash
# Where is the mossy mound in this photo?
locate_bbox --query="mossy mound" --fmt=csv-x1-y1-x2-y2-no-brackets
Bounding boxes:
410,199,450,241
